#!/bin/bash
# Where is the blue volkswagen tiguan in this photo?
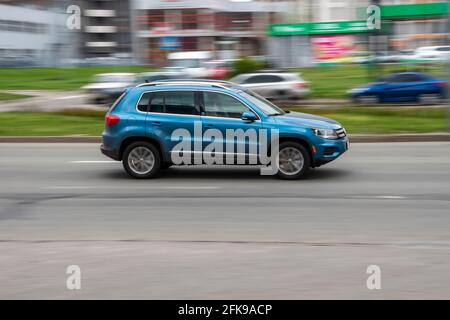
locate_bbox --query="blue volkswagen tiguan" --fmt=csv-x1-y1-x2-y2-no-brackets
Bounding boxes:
101,80,348,180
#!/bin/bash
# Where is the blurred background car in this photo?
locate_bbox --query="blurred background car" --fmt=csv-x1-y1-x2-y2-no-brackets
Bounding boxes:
412,46,450,62
82,73,136,104
133,71,181,85
230,72,310,100
348,72,449,104
204,60,231,80
164,51,213,78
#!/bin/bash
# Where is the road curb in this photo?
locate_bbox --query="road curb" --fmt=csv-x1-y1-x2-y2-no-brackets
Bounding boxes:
1,134,450,143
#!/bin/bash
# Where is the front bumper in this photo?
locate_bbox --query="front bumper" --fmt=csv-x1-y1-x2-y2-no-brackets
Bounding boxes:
312,137,349,167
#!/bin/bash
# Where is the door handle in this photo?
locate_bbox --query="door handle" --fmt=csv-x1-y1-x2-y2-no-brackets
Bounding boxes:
205,124,214,128
151,121,161,126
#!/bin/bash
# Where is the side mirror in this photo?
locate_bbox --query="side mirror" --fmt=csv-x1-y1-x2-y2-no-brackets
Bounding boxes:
241,111,257,122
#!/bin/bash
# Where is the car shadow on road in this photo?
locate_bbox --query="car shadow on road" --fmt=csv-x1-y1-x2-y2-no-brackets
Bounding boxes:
99,166,351,181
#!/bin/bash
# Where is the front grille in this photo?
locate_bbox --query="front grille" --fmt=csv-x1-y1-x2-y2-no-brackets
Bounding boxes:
335,127,347,138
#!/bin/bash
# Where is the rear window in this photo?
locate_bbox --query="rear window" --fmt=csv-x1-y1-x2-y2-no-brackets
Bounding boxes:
137,92,151,112
138,91,198,115
150,92,164,113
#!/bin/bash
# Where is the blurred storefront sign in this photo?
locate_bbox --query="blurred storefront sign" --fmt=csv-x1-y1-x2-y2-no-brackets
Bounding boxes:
269,21,369,36
311,35,356,61
380,2,448,20
159,36,181,50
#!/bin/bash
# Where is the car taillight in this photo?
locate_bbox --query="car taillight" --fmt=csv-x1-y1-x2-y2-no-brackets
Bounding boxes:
435,82,450,87
292,81,307,88
105,115,120,126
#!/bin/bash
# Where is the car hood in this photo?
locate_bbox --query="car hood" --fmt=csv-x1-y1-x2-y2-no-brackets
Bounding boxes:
272,111,342,129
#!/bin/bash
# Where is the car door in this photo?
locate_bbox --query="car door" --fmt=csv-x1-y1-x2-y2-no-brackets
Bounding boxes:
381,74,420,102
145,90,201,162
199,90,262,165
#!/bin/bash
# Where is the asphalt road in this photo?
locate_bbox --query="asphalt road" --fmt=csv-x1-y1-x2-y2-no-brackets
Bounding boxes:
0,142,450,299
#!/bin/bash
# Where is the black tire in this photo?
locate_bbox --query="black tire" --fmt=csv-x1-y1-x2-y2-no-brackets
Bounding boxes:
357,94,379,105
122,141,161,179
275,141,310,180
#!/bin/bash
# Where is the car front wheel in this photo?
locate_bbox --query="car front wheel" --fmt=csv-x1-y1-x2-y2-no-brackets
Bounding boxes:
123,142,161,179
357,94,379,104
276,142,310,180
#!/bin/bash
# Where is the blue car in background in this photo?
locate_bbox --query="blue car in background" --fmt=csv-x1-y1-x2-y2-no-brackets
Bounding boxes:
348,72,449,104
101,80,348,180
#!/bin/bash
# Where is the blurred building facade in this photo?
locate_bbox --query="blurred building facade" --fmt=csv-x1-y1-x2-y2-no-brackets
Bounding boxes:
132,0,290,65
268,0,450,67
78,0,133,58
0,3,76,67
381,0,449,50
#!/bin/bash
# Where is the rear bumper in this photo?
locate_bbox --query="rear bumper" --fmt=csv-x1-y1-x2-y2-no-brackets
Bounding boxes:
100,144,120,161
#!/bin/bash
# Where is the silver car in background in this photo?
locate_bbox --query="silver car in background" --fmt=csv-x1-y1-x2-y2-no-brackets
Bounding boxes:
82,73,136,104
230,72,310,100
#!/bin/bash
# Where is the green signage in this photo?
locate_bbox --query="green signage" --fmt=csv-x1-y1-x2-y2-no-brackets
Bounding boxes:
269,2,449,36
269,20,369,36
381,2,449,19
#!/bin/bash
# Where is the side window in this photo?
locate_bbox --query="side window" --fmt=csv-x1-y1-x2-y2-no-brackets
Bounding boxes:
149,92,164,113
243,76,261,84
392,74,423,83
203,92,250,119
243,75,281,84
408,74,425,82
263,75,283,82
389,75,406,83
165,91,197,115
137,92,151,112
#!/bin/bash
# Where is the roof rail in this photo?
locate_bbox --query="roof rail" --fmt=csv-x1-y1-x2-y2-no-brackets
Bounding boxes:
154,79,234,85
136,80,231,89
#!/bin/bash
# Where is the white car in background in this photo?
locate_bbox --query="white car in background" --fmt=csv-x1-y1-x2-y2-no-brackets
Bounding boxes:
413,46,450,61
82,73,136,104
165,51,212,79
230,72,310,100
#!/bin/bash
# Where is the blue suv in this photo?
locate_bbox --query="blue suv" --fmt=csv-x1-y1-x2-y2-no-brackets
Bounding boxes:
101,80,348,179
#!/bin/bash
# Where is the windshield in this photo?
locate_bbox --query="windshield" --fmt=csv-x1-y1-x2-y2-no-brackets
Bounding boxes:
239,90,285,116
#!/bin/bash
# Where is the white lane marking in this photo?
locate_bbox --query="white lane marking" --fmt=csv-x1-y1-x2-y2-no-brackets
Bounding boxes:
69,160,117,164
351,195,408,200
41,186,222,190
55,95,87,100
374,196,407,199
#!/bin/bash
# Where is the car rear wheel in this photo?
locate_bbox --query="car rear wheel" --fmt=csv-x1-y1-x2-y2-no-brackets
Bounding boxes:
276,142,310,180
418,93,441,105
123,142,161,179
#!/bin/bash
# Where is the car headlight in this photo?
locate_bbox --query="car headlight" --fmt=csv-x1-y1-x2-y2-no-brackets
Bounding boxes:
313,128,338,139
349,87,367,94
